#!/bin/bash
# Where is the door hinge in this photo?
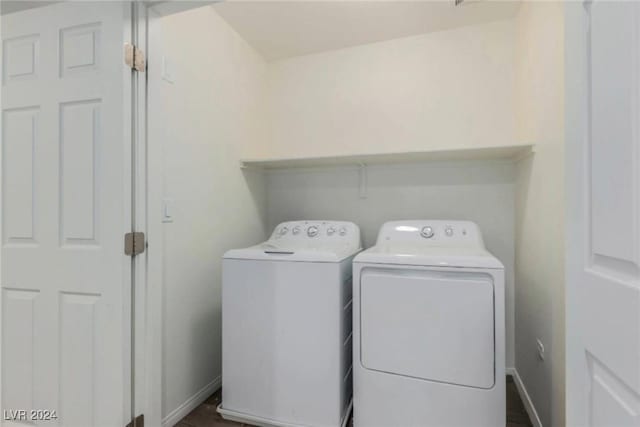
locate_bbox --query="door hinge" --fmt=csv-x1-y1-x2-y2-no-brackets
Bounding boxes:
125,414,144,427
124,42,146,72
124,232,146,256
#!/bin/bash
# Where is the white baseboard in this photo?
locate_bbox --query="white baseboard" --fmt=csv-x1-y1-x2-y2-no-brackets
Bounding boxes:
162,375,221,427
507,368,543,427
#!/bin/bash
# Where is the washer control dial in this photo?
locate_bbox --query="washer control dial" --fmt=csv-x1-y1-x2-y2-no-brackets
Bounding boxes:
307,226,319,237
292,226,301,235
420,226,434,239
327,227,336,236
278,226,289,236
339,227,347,236
445,226,454,237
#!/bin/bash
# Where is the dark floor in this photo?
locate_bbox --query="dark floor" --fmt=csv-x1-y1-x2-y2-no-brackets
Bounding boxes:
176,375,533,427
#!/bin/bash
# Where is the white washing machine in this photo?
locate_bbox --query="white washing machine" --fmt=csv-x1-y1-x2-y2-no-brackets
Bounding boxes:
352,220,505,427
218,221,361,427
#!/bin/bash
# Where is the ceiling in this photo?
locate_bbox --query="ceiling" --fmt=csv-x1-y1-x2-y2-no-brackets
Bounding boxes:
213,0,521,61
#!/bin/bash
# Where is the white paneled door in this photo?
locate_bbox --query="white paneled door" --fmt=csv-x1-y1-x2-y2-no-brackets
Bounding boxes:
566,1,640,426
1,3,134,426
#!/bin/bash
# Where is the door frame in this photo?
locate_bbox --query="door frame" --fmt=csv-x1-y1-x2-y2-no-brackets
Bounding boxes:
134,2,163,426
565,2,587,423
132,2,156,426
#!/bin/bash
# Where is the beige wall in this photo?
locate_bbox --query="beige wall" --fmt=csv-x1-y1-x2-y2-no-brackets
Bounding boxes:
262,19,517,159
514,2,565,426
152,6,269,422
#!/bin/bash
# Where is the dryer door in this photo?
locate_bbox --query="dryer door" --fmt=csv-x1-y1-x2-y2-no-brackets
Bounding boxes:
360,268,495,389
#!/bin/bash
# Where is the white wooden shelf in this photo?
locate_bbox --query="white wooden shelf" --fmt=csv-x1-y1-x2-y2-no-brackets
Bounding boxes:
240,144,535,170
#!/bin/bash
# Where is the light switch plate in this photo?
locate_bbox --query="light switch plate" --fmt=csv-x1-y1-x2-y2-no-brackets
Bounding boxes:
162,198,174,223
161,55,175,84
536,339,545,361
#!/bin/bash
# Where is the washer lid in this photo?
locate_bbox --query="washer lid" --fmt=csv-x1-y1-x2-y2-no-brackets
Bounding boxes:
354,220,503,269
224,220,361,263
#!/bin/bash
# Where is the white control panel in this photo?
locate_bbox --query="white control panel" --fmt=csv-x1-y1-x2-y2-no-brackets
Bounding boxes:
376,220,485,248
270,221,360,245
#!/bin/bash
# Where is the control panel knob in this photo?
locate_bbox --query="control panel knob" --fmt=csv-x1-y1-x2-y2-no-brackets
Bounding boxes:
278,226,289,236
445,226,454,237
420,226,434,239
307,226,319,237
339,227,347,236
292,226,301,235
327,227,336,236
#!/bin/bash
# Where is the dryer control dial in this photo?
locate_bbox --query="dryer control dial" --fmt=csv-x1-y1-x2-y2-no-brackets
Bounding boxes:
420,226,434,239
292,226,301,235
327,227,336,236
307,226,319,237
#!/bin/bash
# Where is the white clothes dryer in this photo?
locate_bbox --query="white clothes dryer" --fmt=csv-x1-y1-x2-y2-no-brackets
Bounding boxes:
352,220,505,427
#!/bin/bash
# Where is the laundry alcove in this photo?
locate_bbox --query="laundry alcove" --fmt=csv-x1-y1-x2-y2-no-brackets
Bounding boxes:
148,2,563,427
